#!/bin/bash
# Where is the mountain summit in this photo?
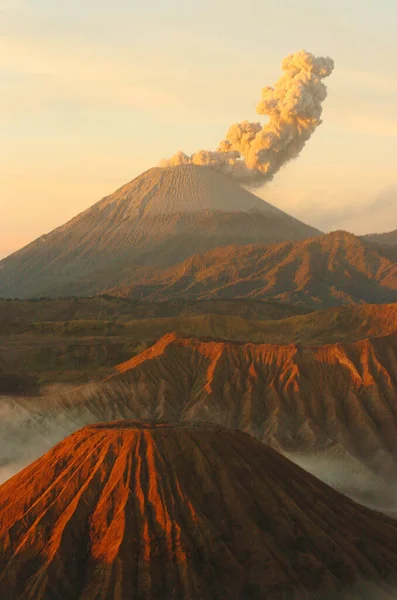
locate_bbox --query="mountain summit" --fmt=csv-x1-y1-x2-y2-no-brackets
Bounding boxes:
0,165,320,298
1,421,397,599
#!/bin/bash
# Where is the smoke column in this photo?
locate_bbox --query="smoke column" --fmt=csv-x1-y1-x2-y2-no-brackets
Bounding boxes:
160,50,334,184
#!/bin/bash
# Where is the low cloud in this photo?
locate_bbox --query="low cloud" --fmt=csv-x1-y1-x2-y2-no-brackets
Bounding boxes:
305,187,397,234
258,185,397,235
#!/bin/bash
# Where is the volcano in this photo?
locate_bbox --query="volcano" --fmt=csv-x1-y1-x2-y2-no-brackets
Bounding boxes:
1,421,397,599
0,164,320,298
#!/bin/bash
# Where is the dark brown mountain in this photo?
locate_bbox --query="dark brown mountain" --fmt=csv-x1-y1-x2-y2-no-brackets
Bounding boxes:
2,420,397,599
0,165,320,299
363,229,397,247
108,230,397,309
0,296,308,327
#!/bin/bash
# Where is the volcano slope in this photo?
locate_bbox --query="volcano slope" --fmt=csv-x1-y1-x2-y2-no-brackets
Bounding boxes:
2,421,397,600
108,231,397,309
3,316,397,504
0,164,320,298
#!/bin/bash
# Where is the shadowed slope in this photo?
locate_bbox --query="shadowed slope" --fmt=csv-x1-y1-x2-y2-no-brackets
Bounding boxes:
363,230,397,247
1,421,397,599
109,231,397,309
0,165,320,298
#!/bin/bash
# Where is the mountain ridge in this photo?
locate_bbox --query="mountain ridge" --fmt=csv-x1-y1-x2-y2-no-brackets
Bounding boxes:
1,301,396,394
3,326,397,500
107,230,397,308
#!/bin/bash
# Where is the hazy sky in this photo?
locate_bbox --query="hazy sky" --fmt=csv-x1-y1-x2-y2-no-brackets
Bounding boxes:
1,0,397,258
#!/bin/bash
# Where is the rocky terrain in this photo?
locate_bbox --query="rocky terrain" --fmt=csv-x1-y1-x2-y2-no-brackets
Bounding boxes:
1,301,396,391
101,331,397,477
2,316,397,509
1,421,397,599
0,298,308,391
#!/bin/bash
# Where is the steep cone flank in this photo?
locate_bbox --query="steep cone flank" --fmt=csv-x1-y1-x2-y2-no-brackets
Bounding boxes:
0,165,320,298
2,421,397,599
109,230,397,309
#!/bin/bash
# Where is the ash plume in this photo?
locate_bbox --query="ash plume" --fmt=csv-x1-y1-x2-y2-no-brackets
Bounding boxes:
161,50,334,183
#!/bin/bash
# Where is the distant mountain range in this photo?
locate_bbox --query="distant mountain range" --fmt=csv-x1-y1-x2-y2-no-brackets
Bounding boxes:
108,230,397,309
362,229,397,247
2,420,397,599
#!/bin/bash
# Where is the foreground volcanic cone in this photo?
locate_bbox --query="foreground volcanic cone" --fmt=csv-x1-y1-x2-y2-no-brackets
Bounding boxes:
1,422,397,599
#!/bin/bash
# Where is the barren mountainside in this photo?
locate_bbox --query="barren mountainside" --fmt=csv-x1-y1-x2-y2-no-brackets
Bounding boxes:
109,231,397,309
0,165,320,298
106,332,397,476
2,301,397,393
3,325,397,498
2,421,397,599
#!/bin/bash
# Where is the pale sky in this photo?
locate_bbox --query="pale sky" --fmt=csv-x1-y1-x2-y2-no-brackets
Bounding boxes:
1,0,397,258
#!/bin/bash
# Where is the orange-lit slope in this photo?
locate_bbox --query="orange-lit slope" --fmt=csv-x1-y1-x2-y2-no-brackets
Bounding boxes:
109,230,397,308
99,331,397,475
5,327,397,487
2,421,397,599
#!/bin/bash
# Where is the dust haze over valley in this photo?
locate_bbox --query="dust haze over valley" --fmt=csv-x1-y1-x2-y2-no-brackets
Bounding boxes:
2,3,397,595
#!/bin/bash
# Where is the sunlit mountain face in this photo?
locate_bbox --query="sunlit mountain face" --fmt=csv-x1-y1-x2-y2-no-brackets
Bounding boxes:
2,421,397,600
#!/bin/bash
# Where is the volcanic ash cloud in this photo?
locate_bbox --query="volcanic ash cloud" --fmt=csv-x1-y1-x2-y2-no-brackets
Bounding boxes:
161,50,334,183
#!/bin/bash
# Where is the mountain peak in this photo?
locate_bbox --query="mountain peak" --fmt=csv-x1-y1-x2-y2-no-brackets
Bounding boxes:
96,163,288,217
0,164,321,298
2,421,397,599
